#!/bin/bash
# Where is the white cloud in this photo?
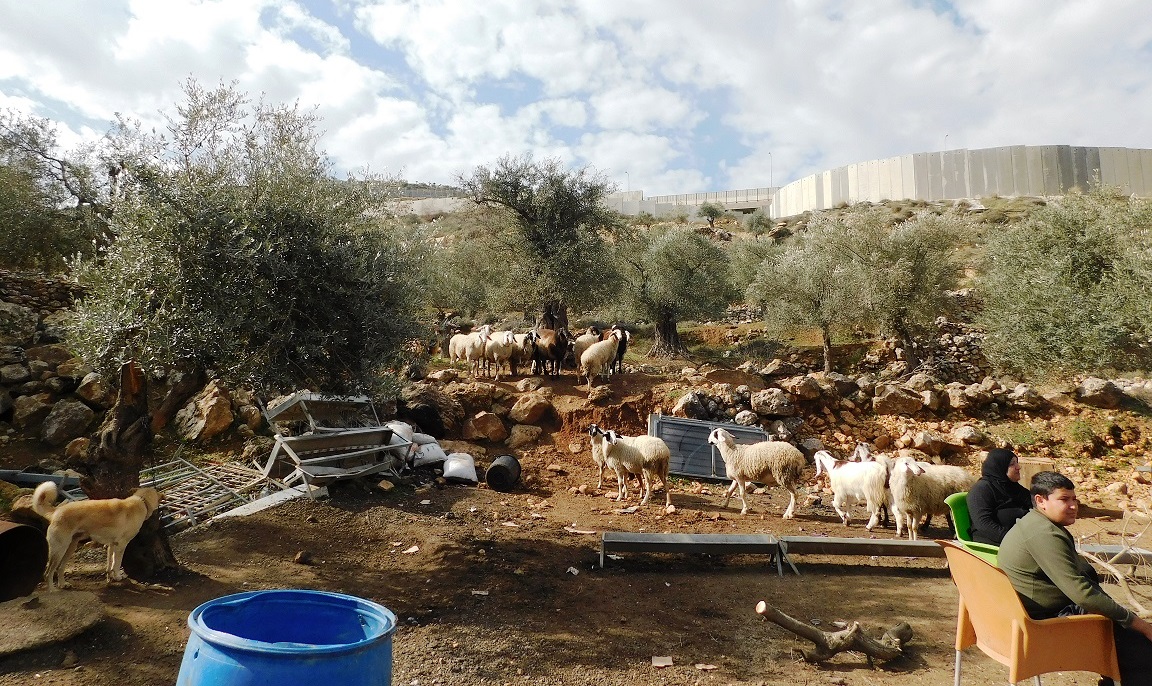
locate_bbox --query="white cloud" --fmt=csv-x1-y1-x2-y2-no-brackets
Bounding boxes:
1,0,1150,196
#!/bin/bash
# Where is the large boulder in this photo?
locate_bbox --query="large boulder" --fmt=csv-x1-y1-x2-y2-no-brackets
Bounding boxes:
0,363,31,384
174,380,235,442
1120,379,1152,408
872,384,923,415
751,388,796,417
12,393,53,430
780,375,822,400
815,371,859,398
25,344,73,367
506,424,542,449
509,394,553,424
0,302,38,345
764,417,805,442
75,372,115,409
1006,384,1045,410
41,399,95,446
463,411,509,442
1075,377,1124,409
398,382,465,438
733,410,759,426
671,391,709,419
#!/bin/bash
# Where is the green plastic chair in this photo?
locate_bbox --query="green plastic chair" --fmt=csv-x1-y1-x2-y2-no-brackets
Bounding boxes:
944,491,1000,566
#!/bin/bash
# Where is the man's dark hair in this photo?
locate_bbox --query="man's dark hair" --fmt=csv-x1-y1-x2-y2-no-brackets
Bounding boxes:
1030,470,1075,498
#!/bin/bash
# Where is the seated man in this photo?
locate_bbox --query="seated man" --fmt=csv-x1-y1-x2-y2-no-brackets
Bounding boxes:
1000,471,1152,686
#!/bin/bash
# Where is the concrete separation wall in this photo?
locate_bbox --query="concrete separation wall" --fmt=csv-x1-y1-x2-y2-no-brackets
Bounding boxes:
600,144,1152,221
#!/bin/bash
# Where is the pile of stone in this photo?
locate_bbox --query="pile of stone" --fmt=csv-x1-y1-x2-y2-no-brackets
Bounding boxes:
0,270,82,314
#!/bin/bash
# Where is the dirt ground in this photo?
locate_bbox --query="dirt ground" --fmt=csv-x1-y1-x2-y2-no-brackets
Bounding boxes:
2,371,1150,685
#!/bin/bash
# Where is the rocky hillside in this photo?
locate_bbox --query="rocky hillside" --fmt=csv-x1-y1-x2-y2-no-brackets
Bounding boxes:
3,270,1152,518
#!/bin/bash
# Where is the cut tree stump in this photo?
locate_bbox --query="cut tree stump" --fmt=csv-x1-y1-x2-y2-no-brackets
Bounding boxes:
755,600,913,665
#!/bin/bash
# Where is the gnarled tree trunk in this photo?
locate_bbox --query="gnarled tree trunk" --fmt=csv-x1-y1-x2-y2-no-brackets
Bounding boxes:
648,315,688,358
540,301,569,332
67,361,179,580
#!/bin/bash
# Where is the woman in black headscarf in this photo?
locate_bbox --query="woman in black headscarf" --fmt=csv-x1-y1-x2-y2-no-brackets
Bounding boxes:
966,448,1032,545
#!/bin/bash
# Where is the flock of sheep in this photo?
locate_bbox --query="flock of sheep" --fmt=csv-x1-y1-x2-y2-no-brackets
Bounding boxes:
584,423,975,540
447,324,632,389
447,323,975,539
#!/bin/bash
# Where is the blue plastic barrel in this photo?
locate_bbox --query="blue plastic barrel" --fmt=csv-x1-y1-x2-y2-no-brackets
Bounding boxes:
176,589,396,686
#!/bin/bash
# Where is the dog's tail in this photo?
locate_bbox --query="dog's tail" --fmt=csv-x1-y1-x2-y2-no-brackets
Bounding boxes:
32,482,59,520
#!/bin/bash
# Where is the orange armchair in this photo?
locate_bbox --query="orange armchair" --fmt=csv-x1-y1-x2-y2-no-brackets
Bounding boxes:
938,540,1120,685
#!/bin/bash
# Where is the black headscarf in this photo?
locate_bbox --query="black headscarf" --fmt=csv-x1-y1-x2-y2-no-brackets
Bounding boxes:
981,448,1018,484
968,448,1032,545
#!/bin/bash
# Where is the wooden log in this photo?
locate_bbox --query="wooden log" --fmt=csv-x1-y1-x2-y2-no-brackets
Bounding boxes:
755,600,912,665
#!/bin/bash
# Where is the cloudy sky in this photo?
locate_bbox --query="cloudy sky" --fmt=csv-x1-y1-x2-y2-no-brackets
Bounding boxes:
2,0,1150,196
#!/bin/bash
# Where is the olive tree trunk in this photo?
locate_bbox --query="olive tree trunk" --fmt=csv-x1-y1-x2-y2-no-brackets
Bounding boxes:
821,325,834,373
648,315,689,358
68,361,179,580
540,301,569,332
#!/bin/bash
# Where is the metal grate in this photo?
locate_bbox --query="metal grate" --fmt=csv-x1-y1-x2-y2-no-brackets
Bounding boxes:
62,456,272,532
647,414,769,480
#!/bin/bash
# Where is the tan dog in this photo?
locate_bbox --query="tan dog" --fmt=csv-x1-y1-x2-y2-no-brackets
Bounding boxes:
32,482,161,591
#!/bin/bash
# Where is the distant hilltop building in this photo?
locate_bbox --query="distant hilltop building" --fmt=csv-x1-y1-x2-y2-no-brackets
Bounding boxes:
603,145,1152,220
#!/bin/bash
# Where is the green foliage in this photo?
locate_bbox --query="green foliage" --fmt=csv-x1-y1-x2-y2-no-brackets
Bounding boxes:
456,154,620,322
615,228,735,355
726,236,780,295
697,201,724,227
977,188,1152,377
746,220,866,370
631,210,657,228
0,111,104,269
66,80,423,396
744,208,772,235
994,421,1043,448
745,204,967,370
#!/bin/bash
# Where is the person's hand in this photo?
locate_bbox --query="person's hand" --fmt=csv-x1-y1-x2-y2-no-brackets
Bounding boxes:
1130,615,1152,643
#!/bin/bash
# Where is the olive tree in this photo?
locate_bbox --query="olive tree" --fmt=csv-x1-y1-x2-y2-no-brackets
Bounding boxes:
827,206,966,371
697,201,724,228
978,188,1152,377
457,154,620,330
746,225,865,372
69,81,423,398
617,227,735,357
0,111,106,269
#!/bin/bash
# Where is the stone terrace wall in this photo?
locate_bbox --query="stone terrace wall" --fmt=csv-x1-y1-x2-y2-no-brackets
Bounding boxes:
0,270,82,314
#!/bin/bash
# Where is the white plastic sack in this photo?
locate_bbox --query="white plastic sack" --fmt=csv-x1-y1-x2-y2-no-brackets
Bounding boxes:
386,431,415,460
411,442,448,468
385,421,415,443
411,432,438,445
443,453,478,483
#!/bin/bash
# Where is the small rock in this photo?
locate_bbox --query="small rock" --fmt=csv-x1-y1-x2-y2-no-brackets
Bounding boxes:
293,551,314,565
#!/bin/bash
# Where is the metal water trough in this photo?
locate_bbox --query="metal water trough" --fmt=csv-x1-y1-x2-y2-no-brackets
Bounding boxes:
646,414,769,480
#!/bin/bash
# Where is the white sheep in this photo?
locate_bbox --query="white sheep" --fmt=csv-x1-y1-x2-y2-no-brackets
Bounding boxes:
587,423,642,490
447,324,492,377
578,329,621,389
812,450,888,530
888,456,976,540
601,429,672,507
483,330,518,381
572,327,602,366
707,427,806,517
